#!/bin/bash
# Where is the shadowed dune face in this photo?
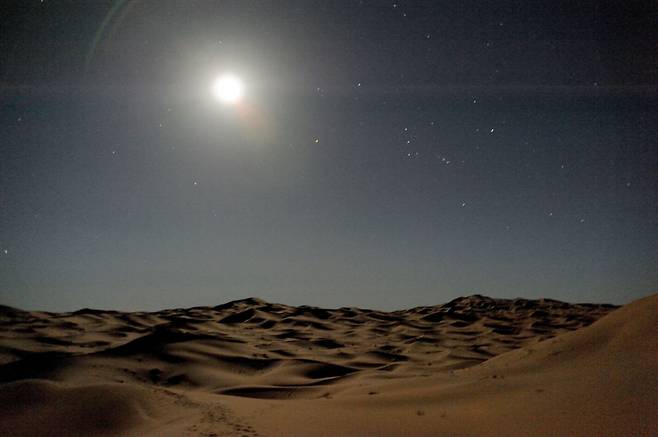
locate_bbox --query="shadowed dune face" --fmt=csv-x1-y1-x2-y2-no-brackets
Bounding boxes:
1,294,656,436
0,380,158,437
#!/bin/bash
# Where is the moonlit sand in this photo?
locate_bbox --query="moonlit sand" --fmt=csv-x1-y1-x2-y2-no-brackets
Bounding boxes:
1,294,656,436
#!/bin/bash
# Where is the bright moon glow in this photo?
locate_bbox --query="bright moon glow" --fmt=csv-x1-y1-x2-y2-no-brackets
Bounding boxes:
212,74,244,104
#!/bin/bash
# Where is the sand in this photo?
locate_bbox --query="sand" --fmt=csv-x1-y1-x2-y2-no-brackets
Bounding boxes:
0,293,656,436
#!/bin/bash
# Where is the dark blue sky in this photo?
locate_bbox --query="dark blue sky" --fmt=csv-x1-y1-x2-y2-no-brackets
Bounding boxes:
1,1,656,311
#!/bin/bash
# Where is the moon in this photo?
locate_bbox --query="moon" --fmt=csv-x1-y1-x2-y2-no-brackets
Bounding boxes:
212,74,244,104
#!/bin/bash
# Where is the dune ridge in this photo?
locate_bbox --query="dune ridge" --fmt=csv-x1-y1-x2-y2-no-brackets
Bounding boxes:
1,294,655,436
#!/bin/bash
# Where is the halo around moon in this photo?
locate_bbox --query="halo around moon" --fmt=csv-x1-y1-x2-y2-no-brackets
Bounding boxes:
212,74,244,104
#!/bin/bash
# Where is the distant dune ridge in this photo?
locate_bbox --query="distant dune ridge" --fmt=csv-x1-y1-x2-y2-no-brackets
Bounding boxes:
0,294,656,436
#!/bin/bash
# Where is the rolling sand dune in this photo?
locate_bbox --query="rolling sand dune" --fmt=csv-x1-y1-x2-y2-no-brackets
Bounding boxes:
0,294,656,436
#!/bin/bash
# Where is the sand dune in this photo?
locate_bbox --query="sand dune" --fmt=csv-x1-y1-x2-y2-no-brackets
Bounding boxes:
0,294,655,436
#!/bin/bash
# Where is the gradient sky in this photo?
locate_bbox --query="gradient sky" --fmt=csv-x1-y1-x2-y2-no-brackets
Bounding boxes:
1,0,657,311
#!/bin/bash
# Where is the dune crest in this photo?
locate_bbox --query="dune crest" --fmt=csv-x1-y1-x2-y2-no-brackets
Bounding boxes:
1,294,655,436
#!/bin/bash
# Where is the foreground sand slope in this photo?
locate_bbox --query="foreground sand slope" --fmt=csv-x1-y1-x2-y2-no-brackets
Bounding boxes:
0,294,655,436
233,293,656,437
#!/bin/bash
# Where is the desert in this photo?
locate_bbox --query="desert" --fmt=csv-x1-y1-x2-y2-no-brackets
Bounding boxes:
1,293,656,436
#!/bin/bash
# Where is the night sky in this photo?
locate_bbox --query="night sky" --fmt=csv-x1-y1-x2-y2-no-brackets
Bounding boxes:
1,1,657,311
